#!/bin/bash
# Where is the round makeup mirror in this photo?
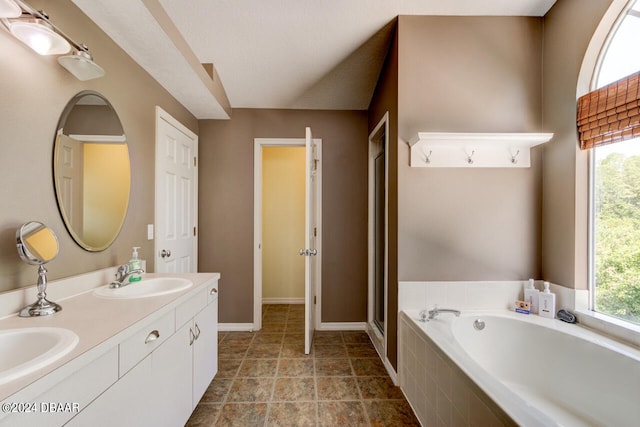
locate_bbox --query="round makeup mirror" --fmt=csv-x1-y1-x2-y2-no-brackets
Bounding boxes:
16,222,61,317
17,221,59,265
53,90,130,251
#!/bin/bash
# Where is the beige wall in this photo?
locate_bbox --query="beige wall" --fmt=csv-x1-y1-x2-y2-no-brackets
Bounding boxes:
262,147,306,300
541,0,613,290
0,0,197,292
198,109,368,324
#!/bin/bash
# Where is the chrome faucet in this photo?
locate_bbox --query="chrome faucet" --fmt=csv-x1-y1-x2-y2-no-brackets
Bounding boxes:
109,264,145,288
419,306,461,322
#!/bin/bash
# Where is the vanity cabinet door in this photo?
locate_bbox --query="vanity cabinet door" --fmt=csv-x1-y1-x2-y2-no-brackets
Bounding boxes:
67,323,192,427
192,298,218,408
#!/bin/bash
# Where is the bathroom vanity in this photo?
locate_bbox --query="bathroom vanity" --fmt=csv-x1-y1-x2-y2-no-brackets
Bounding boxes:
0,270,219,427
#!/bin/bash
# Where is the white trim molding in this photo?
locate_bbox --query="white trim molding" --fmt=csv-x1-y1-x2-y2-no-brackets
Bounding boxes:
218,323,255,332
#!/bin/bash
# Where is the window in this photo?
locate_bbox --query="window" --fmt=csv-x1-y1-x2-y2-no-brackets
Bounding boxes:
590,0,640,325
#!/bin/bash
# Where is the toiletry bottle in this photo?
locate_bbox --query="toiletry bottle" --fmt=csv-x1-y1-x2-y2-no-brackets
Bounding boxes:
524,279,539,314
539,281,556,318
128,247,142,282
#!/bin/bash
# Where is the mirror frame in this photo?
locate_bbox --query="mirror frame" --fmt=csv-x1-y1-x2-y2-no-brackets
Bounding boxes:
52,90,130,252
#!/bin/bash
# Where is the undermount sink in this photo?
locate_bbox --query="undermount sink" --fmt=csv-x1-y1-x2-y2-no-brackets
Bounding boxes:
93,277,193,299
0,327,79,385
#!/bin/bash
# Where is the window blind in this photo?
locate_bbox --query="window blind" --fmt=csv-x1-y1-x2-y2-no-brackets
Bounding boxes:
577,70,640,150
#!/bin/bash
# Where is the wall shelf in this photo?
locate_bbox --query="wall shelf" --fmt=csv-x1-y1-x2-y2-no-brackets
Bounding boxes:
408,132,553,168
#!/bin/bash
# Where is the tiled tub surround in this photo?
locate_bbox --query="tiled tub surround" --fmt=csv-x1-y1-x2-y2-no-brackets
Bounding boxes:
399,312,515,427
399,309,640,426
0,268,220,426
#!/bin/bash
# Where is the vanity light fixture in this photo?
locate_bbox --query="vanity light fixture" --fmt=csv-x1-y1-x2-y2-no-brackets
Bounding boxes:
1,0,105,80
58,48,105,81
0,0,21,18
8,18,71,55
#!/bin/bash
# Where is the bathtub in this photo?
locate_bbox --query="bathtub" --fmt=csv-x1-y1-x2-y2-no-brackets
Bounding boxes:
399,309,640,427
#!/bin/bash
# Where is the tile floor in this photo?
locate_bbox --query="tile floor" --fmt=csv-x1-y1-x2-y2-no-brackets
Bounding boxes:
186,304,420,426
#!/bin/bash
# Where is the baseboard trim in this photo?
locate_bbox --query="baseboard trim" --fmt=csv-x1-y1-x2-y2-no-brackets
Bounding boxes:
262,298,304,305
219,323,254,332
317,322,367,331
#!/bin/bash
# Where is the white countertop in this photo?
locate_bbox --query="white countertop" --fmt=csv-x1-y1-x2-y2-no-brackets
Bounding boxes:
0,272,220,402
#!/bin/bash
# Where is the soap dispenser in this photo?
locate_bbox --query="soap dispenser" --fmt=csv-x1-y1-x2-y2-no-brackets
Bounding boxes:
539,281,556,318
524,279,539,314
128,247,142,282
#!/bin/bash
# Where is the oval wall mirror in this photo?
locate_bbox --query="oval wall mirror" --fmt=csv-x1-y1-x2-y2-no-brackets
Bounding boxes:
53,91,130,251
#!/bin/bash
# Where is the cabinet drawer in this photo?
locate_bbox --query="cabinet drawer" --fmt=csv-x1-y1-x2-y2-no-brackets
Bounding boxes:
119,310,175,376
207,280,219,304
175,289,207,328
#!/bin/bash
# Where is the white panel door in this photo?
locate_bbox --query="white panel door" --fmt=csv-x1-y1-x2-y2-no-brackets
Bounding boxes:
304,127,318,354
155,107,198,273
55,134,84,234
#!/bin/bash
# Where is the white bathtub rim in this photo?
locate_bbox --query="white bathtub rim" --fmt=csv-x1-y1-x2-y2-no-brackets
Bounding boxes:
402,309,640,427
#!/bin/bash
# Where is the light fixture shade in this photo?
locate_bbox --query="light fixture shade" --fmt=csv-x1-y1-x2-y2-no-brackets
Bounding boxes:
0,0,21,18
9,19,71,55
58,50,105,81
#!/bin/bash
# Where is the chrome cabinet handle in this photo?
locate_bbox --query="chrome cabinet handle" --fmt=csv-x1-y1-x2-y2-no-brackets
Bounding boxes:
194,324,201,340
145,330,160,344
160,249,171,258
189,328,195,346
210,288,218,295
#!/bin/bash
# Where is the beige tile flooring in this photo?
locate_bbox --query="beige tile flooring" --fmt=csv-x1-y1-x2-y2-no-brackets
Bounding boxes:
186,304,419,426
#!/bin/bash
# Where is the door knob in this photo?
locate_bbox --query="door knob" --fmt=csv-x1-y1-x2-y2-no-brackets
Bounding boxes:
160,249,171,258
298,248,318,256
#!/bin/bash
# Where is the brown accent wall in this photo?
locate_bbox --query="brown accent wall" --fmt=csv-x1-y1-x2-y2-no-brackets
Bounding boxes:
368,25,399,368
0,0,197,292
541,0,613,290
369,16,546,370
396,16,545,282
198,109,368,324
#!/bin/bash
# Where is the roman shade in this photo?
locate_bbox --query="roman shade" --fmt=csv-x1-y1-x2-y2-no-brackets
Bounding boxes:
577,70,640,150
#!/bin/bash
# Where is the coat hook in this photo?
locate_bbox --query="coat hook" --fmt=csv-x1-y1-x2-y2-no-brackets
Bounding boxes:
466,150,475,165
511,149,520,164
425,150,432,164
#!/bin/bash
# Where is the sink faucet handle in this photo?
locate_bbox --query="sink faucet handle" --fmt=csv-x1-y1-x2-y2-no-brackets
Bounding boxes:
115,264,129,281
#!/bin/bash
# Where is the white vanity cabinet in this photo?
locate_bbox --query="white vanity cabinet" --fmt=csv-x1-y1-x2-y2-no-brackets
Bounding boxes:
191,299,218,407
67,322,193,427
65,277,219,426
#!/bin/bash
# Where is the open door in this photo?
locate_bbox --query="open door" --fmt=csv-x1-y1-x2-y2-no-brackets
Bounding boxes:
302,127,318,354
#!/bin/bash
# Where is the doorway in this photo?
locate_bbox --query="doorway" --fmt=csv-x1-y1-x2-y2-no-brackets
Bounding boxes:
368,113,388,356
253,137,322,335
262,146,306,304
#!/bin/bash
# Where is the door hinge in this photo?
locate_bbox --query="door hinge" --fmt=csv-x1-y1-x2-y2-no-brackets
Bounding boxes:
314,296,316,305
194,157,197,167
193,226,197,236
314,227,317,237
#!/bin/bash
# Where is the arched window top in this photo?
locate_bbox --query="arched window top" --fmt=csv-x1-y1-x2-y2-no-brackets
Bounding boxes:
596,0,640,88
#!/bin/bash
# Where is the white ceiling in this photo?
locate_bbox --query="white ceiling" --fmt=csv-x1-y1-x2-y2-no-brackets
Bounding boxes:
72,0,557,119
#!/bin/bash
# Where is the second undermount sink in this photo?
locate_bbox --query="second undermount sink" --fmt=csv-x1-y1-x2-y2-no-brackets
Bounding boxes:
0,327,79,385
93,277,193,299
